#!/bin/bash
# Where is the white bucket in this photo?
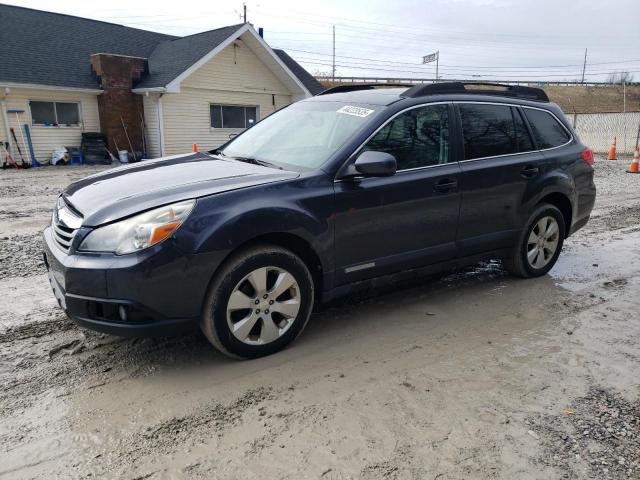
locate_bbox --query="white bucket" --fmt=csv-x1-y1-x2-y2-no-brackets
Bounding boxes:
118,150,129,163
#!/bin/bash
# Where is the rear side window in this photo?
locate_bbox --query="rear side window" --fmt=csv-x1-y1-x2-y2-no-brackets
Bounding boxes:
363,104,449,170
523,108,571,149
459,104,516,160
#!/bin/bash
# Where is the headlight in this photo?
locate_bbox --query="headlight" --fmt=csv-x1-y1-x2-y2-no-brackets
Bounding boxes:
78,200,195,255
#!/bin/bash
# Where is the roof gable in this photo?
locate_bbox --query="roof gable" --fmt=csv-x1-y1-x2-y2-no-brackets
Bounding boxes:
135,24,244,90
139,25,312,98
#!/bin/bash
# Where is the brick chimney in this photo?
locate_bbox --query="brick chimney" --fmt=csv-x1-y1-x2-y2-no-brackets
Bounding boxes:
90,53,147,158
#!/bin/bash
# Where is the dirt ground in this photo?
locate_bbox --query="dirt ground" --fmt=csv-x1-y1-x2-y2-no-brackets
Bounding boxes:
1,158,639,480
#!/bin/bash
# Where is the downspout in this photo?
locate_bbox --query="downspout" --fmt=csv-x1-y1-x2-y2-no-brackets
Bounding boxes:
157,93,165,157
1,88,13,157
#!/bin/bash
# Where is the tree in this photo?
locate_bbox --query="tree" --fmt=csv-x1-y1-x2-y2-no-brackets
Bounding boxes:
606,72,634,84
312,69,333,78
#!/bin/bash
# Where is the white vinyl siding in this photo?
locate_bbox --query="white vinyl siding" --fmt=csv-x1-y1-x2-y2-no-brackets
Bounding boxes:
162,88,291,155
0,88,100,163
142,94,161,158
158,40,293,156
183,40,292,94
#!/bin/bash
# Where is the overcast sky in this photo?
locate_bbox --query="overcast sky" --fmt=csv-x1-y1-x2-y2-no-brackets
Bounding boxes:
7,0,640,82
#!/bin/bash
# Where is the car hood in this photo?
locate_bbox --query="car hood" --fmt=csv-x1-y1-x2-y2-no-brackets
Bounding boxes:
63,152,299,226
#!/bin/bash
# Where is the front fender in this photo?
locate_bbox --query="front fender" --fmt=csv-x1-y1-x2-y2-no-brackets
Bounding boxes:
175,176,335,274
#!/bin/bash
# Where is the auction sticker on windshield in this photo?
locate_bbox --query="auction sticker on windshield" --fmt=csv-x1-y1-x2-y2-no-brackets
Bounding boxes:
337,105,375,117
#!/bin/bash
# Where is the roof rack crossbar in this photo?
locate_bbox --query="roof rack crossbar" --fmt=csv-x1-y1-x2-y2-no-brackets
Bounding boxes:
400,82,549,102
317,83,415,96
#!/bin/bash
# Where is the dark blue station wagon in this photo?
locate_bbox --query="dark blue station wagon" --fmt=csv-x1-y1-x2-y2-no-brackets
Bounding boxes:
43,82,596,359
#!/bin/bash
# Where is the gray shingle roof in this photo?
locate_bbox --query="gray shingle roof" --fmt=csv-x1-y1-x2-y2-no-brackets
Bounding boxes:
0,4,175,89
136,24,244,89
273,49,324,95
0,4,322,95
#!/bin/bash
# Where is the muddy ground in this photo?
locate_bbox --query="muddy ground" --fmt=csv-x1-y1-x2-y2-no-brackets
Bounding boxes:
0,158,639,479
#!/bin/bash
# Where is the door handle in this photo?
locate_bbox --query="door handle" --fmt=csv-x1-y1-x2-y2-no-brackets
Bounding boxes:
521,165,540,178
434,178,458,192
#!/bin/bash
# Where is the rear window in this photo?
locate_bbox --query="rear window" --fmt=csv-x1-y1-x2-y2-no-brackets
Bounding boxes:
523,108,571,149
459,104,517,160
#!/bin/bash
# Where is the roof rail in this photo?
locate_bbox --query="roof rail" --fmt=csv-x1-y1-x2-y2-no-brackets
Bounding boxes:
400,82,549,102
317,83,415,96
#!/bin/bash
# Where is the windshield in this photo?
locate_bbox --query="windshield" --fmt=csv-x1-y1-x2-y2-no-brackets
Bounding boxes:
221,101,379,171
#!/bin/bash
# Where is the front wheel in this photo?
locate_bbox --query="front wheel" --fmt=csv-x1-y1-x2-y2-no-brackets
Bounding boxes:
201,245,314,359
505,204,565,278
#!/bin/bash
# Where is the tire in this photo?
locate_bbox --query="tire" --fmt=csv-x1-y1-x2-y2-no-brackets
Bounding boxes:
201,245,314,359
505,203,566,278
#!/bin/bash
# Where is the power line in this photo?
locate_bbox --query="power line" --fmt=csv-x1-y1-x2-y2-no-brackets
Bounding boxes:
273,47,640,71
252,5,625,42
295,58,640,78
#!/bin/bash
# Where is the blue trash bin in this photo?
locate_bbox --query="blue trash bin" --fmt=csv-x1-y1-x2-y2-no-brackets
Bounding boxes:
66,146,82,165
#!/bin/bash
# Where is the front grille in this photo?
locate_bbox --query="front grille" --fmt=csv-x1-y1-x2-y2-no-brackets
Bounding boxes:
52,196,82,252
52,222,77,251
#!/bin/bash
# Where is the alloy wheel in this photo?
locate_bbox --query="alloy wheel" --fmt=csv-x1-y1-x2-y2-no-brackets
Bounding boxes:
226,266,301,345
526,216,560,269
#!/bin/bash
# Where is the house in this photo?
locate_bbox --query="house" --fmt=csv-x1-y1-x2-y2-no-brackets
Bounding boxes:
0,4,323,163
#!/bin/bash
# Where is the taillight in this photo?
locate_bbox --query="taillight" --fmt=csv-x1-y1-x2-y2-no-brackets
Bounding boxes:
581,147,594,166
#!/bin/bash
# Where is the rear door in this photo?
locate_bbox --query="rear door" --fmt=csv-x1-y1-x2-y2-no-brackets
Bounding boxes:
333,103,461,285
455,102,545,256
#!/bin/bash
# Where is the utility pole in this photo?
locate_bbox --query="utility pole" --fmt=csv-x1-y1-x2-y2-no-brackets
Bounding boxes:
435,51,439,82
243,3,247,23
332,25,336,79
581,48,587,84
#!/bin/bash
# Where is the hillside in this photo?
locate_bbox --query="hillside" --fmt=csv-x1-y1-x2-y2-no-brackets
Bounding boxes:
317,80,640,114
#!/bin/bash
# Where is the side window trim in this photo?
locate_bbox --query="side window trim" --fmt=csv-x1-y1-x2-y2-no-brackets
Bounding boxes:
515,106,538,151
453,101,574,163
511,106,536,153
334,101,453,181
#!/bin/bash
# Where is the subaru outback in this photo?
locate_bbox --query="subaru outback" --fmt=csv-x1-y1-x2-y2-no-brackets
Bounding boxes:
43,82,596,359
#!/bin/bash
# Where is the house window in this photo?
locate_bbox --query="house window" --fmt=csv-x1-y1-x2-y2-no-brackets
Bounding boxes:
30,101,80,127
210,104,258,129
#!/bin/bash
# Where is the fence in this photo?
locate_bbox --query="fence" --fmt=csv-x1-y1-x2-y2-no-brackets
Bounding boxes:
572,112,640,154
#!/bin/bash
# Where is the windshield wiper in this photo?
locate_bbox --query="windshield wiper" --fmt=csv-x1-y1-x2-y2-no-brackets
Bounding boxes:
231,156,282,170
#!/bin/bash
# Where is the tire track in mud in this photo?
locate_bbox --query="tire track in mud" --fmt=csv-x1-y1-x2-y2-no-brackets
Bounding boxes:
0,311,75,343
85,387,274,477
0,327,213,416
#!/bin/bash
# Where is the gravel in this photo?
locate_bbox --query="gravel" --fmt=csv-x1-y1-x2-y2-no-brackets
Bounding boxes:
0,233,46,279
531,387,640,479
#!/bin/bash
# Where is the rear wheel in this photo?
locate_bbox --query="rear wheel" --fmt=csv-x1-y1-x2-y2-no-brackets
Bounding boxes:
505,204,565,278
201,245,314,359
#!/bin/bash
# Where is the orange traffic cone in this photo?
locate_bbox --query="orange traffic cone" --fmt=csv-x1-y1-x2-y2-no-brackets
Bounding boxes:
192,143,198,152
628,147,640,174
608,137,617,160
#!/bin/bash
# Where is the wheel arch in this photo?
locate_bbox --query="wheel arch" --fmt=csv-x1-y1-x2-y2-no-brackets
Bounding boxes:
202,231,325,312
538,192,572,238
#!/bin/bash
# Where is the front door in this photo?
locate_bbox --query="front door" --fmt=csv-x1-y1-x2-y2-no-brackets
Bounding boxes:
334,103,461,285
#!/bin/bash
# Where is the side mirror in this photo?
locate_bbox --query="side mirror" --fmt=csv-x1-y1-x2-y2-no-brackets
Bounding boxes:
340,151,397,179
